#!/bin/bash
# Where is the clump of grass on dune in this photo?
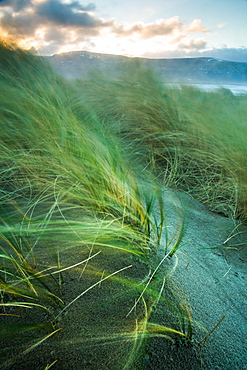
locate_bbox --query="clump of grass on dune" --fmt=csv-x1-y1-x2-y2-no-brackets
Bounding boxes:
0,42,159,242
169,85,247,220
0,42,190,368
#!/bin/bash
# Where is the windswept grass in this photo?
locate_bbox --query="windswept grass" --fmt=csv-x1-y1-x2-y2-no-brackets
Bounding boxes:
76,67,247,222
1,41,246,368
0,42,188,369
169,85,247,219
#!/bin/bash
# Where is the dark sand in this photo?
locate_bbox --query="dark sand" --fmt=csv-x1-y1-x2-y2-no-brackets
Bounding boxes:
144,189,247,369
1,189,247,369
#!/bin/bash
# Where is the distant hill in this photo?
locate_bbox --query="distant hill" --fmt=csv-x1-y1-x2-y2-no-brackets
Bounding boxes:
47,51,247,84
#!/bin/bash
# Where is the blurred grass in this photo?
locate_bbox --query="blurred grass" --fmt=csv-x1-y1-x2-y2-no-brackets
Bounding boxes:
0,42,179,368
1,41,246,368
77,67,247,221
168,85,247,218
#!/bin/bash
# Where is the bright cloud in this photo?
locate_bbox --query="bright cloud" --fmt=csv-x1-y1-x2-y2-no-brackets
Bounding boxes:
111,17,184,39
178,38,207,51
187,19,208,33
0,0,210,55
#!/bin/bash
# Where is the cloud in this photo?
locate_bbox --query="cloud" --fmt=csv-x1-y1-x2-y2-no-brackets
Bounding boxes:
0,0,109,33
0,0,112,51
0,0,32,12
0,1,211,57
217,23,226,29
178,38,207,51
111,17,184,39
35,0,101,27
1,10,39,37
187,19,208,33
67,1,96,12
42,27,67,44
110,17,208,42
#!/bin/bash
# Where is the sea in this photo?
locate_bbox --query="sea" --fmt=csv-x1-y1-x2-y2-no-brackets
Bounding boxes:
169,83,247,96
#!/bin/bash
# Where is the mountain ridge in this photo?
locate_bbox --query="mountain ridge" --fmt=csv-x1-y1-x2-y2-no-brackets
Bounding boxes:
47,50,247,84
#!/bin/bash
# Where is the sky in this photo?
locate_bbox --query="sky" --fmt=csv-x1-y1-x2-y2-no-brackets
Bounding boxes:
0,0,247,61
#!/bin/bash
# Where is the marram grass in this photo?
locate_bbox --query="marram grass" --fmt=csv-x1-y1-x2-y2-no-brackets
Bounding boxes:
1,41,246,368
77,67,247,221
0,42,183,369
